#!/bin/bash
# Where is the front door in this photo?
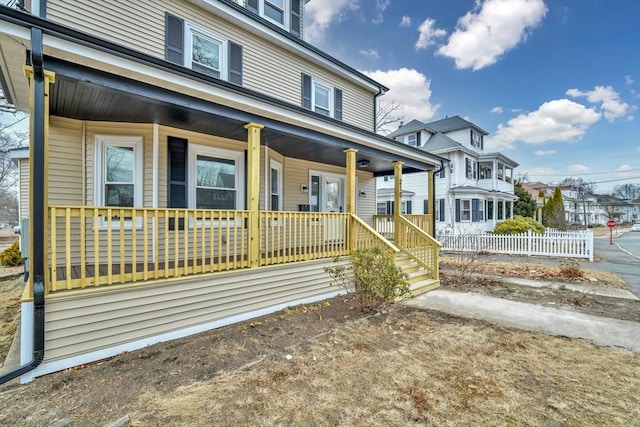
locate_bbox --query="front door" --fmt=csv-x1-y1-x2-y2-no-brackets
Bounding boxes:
323,176,343,213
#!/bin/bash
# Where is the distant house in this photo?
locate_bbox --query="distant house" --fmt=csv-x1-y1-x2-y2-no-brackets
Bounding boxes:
377,116,519,234
0,0,444,383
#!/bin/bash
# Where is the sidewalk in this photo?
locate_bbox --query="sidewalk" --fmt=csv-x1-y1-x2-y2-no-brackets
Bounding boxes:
404,290,640,352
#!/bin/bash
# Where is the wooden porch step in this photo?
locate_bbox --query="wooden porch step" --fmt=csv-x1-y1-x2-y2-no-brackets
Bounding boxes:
394,253,439,298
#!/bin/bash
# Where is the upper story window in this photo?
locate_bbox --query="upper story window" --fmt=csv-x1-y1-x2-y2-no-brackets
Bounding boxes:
470,129,483,149
247,0,302,36
465,158,477,179
165,14,243,85
187,26,225,79
435,168,446,179
301,73,343,120
407,131,424,147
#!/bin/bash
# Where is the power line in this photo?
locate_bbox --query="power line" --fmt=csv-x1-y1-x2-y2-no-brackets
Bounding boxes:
526,168,640,177
0,115,28,132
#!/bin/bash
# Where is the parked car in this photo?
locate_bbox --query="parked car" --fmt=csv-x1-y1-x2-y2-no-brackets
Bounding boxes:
631,224,640,232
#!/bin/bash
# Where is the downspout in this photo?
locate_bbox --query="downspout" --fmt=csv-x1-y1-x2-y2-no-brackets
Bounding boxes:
431,160,446,238
0,27,46,385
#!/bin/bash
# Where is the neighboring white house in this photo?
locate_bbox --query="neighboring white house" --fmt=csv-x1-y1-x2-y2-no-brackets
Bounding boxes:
377,116,519,234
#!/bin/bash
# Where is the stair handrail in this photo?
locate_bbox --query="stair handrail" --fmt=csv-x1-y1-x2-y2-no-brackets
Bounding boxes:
396,215,440,279
350,214,400,253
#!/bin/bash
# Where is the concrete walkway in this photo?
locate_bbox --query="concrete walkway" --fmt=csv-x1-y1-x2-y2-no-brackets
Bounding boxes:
404,290,640,352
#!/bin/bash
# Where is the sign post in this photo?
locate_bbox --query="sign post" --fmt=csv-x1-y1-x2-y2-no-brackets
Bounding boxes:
606,220,617,245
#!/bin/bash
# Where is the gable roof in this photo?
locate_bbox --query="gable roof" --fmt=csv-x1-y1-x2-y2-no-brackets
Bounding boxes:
387,119,430,138
424,115,489,135
423,132,462,151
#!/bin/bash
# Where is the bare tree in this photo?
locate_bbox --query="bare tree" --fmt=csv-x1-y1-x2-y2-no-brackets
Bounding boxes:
375,100,404,135
612,183,640,200
559,177,596,195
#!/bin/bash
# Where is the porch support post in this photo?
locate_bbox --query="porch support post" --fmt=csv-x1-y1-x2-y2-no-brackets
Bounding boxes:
24,66,55,297
393,161,403,246
344,149,357,251
427,170,435,236
244,122,264,268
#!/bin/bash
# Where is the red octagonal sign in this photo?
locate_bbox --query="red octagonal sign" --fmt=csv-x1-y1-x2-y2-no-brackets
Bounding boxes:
607,220,617,228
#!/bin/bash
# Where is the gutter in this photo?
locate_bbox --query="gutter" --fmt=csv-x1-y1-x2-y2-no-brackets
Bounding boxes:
0,27,46,385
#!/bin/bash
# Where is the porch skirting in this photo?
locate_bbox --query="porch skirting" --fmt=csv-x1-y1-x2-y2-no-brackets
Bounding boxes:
20,258,348,383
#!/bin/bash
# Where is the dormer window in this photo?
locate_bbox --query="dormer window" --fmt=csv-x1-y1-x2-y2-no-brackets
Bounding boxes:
470,129,483,149
264,0,285,25
406,132,421,147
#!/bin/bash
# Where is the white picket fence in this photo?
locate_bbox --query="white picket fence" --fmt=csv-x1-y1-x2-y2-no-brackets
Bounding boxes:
439,229,594,262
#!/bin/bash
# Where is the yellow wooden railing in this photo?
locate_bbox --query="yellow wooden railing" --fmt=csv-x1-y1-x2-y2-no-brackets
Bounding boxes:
48,206,250,293
47,207,400,293
395,216,440,280
373,214,433,237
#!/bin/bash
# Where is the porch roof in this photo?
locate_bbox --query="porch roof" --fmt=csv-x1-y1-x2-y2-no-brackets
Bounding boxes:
45,57,442,175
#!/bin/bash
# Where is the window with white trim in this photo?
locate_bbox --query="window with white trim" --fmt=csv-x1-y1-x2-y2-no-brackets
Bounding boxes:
461,199,471,221
263,0,286,26
407,134,416,146
95,136,143,208
186,24,226,80
189,144,245,210
313,80,332,116
465,158,477,179
269,159,283,211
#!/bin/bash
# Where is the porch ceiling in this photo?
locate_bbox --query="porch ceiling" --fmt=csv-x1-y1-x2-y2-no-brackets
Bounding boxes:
45,57,430,175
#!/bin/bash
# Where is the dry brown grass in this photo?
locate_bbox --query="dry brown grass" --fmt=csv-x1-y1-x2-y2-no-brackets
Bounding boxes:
441,256,627,289
130,310,640,426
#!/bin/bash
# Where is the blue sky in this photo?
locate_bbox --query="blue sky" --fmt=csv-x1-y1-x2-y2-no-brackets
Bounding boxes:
305,0,640,194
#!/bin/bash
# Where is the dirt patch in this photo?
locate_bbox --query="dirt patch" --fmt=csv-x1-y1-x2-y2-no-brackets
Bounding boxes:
0,303,637,426
0,277,23,362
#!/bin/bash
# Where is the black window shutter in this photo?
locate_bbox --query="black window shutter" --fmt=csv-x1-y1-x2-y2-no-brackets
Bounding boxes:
416,132,421,146
165,13,184,65
439,199,445,222
228,41,243,86
247,0,258,13
386,201,394,215
472,198,479,222
168,136,188,230
334,88,343,120
455,199,461,222
301,73,312,110
406,200,412,214
423,199,428,214
290,0,301,37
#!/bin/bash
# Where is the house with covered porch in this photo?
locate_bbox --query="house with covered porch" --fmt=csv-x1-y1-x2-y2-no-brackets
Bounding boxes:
0,0,442,383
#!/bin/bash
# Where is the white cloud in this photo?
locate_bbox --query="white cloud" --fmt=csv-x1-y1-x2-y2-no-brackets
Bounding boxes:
436,0,547,70
400,16,411,27
372,0,391,24
486,99,601,149
362,68,440,122
617,164,634,172
491,106,504,114
567,164,588,173
566,86,630,122
359,48,380,60
304,0,359,44
415,18,447,50
525,167,556,179
534,150,556,156
626,75,634,85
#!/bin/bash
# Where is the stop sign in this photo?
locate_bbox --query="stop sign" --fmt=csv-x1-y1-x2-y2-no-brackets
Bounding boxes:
607,220,617,228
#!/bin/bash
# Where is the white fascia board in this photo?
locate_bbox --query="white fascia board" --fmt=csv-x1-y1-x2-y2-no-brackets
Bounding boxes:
188,0,381,93
0,22,31,105
9,148,29,160
42,34,437,168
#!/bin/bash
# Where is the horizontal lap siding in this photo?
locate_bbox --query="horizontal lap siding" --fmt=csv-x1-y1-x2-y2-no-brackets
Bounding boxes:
45,0,376,131
43,259,347,361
